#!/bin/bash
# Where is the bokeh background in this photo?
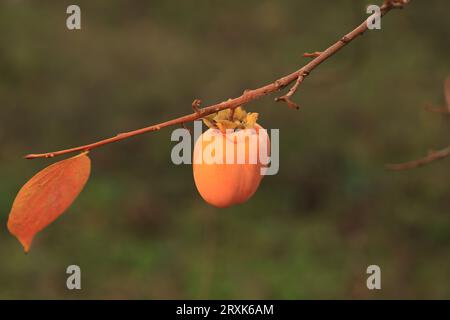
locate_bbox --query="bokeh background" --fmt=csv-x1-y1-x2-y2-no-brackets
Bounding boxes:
1,0,450,299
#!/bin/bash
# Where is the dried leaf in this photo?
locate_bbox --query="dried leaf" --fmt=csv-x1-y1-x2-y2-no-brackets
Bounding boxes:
7,152,91,252
216,119,239,131
245,112,259,128
233,107,247,122
202,118,216,129
216,109,232,121
203,106,258,131
203,113,216,121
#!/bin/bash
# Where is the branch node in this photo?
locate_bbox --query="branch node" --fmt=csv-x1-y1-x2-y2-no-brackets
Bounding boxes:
341,35,351,44
275,73,305,110
303,51,322,59
274,80,285,90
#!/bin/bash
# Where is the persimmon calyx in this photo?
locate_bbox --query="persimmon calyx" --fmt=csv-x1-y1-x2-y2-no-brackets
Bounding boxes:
202,106,259,132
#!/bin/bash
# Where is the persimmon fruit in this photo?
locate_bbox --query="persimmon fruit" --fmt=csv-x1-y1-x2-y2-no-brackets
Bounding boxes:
193,107,270,208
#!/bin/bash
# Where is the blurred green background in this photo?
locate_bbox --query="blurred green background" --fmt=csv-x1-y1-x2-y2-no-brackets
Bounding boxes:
1,0,450,299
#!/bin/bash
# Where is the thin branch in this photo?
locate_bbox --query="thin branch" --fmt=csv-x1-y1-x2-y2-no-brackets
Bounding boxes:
388,72,450,170
424,103,450,114
25,0,408,160
386,147,450,171
192,99,202,114
275,73,307,110
445,75,450,111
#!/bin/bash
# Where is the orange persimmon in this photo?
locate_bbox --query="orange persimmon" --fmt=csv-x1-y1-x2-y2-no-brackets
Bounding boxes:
193,107,270,208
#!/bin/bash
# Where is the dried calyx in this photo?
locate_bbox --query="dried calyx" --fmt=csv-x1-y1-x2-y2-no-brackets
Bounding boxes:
202,107,259,132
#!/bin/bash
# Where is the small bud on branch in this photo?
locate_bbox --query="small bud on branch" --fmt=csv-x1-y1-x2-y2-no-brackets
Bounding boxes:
303,52,323,59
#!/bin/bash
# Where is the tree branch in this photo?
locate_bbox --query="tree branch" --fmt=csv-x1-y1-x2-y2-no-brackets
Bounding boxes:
387,73,449,171
386,147,450,171
25,0,409,160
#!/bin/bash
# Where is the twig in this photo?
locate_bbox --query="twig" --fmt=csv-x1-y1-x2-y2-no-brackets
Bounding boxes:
192,99,202,113
388,72,449,170
25,0,408,160
386,147,450,171
424,103,450,114
303,52,323,59
275,73,306,110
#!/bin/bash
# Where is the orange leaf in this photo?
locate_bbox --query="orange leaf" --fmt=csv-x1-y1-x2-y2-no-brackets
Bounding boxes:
7,152,91,252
